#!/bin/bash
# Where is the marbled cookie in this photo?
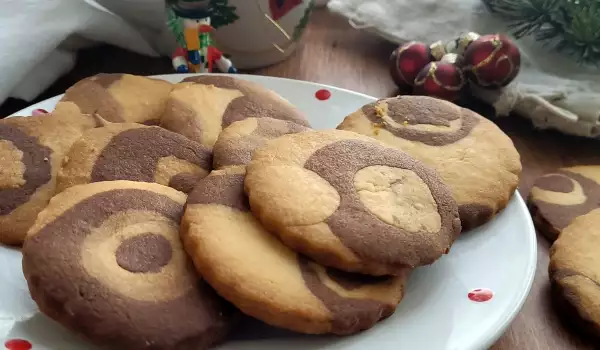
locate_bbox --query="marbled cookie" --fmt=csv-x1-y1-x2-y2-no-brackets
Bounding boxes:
57,123,212,194
529,166,600,241
549,208,600,339
22,181,236,350
160,75,309,147
337,96,522,231
0,102,98,245
61,73,173,125
245,130,461,276
182,166,408,335
213,117,310,169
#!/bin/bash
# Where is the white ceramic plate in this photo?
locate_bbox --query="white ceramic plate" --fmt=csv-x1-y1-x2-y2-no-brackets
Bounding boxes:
0,74,536,350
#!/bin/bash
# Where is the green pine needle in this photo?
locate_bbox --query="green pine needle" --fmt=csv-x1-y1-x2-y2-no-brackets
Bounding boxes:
208,0,239,29
292,0,315,41
482,0,600,64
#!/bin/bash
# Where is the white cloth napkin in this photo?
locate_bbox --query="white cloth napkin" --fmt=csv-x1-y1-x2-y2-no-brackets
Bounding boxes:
328,0,600,139
0,0,175,106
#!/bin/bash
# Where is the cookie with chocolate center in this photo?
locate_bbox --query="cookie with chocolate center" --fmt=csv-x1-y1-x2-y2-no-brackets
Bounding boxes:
61,73,173,125
337,95,522,231
549,208,600,339
160,75,310,147
0,102,98,245
244,130,461,276
57,123,212,194
22,181,237,350
213,117,310,169
182,166,408,335
529,166,600,241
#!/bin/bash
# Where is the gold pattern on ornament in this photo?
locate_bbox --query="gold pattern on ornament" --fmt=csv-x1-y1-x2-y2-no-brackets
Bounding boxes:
466,35,508,87
395,42,418,85
414,63,464,92
398,41,418,55
495,54,515,85
473,37,503,70
413,63,437,86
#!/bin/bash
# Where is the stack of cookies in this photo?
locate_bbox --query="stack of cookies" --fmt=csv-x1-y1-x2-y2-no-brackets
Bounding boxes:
529,167,600,340
0,74,522,349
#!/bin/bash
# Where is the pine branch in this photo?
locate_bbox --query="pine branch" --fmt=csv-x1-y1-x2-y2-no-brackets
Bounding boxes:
482,0,600,64
209,0,239,28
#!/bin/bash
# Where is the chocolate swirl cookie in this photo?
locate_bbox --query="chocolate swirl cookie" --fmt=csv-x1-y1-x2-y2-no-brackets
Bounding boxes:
22,181,236,350
160,75,310,147
213,117,310,169
0,102,98,245
57,123,212,194
337,96,522,231
245,130,461,276
549,209,600,339
182,167,408,335
61,73,173,125
529,166,600,241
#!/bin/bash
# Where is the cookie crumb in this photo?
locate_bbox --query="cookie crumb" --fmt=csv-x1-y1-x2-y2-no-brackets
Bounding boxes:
374,106,385,118
372,124,383,136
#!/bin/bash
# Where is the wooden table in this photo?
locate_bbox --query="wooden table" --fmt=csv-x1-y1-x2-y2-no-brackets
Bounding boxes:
1,8,598,350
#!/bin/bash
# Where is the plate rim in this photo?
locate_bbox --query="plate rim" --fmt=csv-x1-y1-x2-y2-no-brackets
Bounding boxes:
481,192,537,349
6,73,537,350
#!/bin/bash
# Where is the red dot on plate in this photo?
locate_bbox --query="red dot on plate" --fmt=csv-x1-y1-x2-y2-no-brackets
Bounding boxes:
31,109,48,116
4,339,32,350
468,288,494,302
315,89,331,101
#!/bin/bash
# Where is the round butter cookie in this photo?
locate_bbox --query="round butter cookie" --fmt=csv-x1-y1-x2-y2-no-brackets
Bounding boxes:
245,130,461,276
182,167,408,335
22,181,236,350
529,166,600,241
61,73,173,125
0,102,98,245
160,75,310,147
337,95,522,231
57,123,212,194
549,208,600,339
213,117,310,169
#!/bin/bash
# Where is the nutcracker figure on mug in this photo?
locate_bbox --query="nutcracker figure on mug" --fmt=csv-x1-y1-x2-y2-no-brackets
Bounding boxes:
166,0,238,74
389,32,521,102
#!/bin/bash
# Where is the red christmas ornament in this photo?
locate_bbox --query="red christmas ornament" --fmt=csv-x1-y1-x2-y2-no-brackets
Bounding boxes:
389,42,433,90
413,60,465,102
462,34,521,89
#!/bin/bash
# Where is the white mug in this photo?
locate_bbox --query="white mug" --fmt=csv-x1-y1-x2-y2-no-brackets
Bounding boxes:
210,0,315,69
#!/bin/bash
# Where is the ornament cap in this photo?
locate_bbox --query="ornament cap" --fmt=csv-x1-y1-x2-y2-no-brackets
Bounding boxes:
457,32,481,54
440,53,459,64
430,41,447,61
